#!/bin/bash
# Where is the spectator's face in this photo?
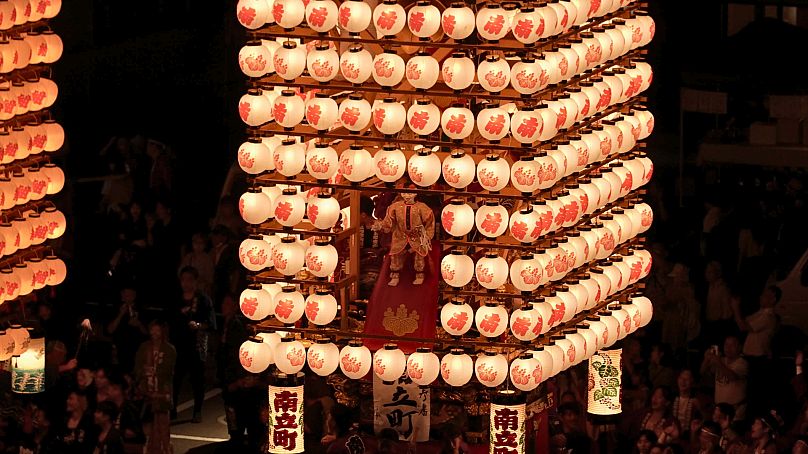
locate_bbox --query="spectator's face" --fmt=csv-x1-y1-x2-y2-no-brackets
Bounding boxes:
108,384,123,403
560,410,578,428
677,370,693,392
712,407,728,427
724,337,740,358
751,419,766,439
650,347,662,364
149,324,164,342
93,410,108,426
66,393,80,412
121,288,136,304
77,369,94,388
180,272,197,293
192,236,206,252
651,388,667,411
130,203,141,219
636,435,653,453
32,407,48,430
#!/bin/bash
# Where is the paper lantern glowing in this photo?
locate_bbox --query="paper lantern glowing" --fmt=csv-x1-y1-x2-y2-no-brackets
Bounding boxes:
304,241,338,278
239,190,272,225
305,93,338,130
273,286,305,324
440,348,473,386
588,348,623,416
237,0,272,29
306,44,339,82
407,98,441,135
307,340,340,376
477,55,510,92
274,338,307,374
475,201,509,238
338,0,371,33
476,104,510,141
372,97,406,135
509,353,542,392
440,298,474,335
474,302,509,337
511,107,543,144
267,383,304,453
442,3,475,39
42,120,64,152
511,57,547,95
490,393,526,454
441,200,474,237
373,146,406,183
240,284,274,321
272,41,306,80
305,0,338,32
305,143,338,180
475,351,508,387
373,345,406,382
238,139,273,174
407,348,440,386
44,255,67,286
0,331,12,361
272,188,306,227
305,290,338,325
408,1,441,38
1,268,20,301
340,340,372,379
372,0,405,37
510,254,544,292
406,53,439,90
338,94,371,131
509,304,541,341
272,0,305,29
239,236,272,271
339,45,372,83
12,334,44,394
407,151,441,187
476,4,508,41
239,41,272,77
239,337,273,373
339,145,374,182
371,51,405,87
441,105,474,140
7,324,29,356
306,194,340,230
510,157,541,194
239,89,273,126
476,155,510,192
441,53,475,91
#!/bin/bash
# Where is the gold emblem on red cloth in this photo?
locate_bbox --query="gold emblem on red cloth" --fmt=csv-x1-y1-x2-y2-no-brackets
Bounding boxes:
382,304,420,336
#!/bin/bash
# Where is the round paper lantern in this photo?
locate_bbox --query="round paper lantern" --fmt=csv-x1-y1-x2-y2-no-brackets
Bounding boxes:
599,310,620,348
511,57,548,95
509,208,542,243
272,40,306,80
238,139,272,174
441,151,475,189
271,236,305,275
16,263,34,296
475,201,509,238
476,104,510,141
305,143,339,180
305,0,338,32
475,302,509,337
372,0,405,37
476,155,510,192
633,202,653,234
511,107,543,144
442,3,475,40
305,94,338,130
440,348,473,386
510,254,544,292
239,337,273,373
510,156,541,194
441,104,474,140
565,329,588,365
27,258,48,290
441,53,475,91
338,0,371,33
239,236,273,271
7,324,30,356
0,222,16,256
272,286,305,324
372,51,405,87
373,345,406,382
510,304,541,341
307,339,340,376
340,341,372,379
476,4,508,41
237,0,272,29
1,267,20,301
531,347,554,382
273,188,306,226
527,201,556,238
240,285,274,321
25,167,47,201
339,45,373,84
239,41,272,77
556,287,580,323
11,215,31,250
261,187,282,218
42,120,64,152
634,109,654,140
407,348,440,386
275,338,306,374
305,241,338,277
239,89,273,126
406,53,440,90
41,207,66,240
239,189,272,225
476,253,508,290
338,94,371,131
339,145,374,182
477,55,510,92
0,3,13,30
441,200,474,237
305,290,338,325
257,332,284,365
372,97,406,135
24,212,44,246
0,331,11,361
306,193,340,230
373,146,406,183
440,298,474,335
510,353,542,392
44,255,66,286
511,8,544,44
407,151,441,187
407,99,441,135
306,44,339,82
475,352,508,387
408,1,441,38
632,295,653,328
9,126,31,161
272,0,305,29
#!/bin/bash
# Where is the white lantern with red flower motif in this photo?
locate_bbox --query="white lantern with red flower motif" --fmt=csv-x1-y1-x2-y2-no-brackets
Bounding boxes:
272,188,306,228
475,201,509,238
339,45,372,83
407,348,440,386
240,285,274,321
239,41,272,77
307,340,340,376
271,235,305,275
631,295,653,327
438,152,473,189
305,94,338,130
441,53,475,91
372,97,406,135
305,290,338,325
272,286,305,324
239,236,273,272
338,94,371,131
475,253,508,290
408,151,441,187
339,145,374,182
509,304,541,341
272,139,305,177
405,53,439,90
563,329,588,365
373,146,406,183
274,337,307,374
510,353,542,392
530,346,554,382
272,41,306,80
441,104,474,140
440,298,474,334
510,157,541,194
372,51,405,87
373,345,406,382
407,99,441,135
237,0,272,29
441,200,474,237
305,0,338,32
442,3,475,40
239,190,272,225
510,254,544,292
306,194,340,230
476,104,510,141
408,1,440,38
238,139,272,175
476,4,509,41
633,109,654,140
305,143,338,180
474,352,508,387
511,57,548,95
239,89,273,126
306,44,339,82
340,341,372,379
477,55,510,93
511,107,543,144
475,302,508,337
305,241,338,278
476,155,510,192
441,349,473,386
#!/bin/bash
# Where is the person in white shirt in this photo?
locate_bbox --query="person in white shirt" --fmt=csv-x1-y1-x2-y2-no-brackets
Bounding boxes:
701,336,748,420
733,286,781,358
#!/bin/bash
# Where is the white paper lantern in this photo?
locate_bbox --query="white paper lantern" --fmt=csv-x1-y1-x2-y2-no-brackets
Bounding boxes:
442,3,475,40
407,99,441,135
372,51,405,87
306,44,339,82
1,268,20,301
340,341,372,379
508,208,541,244
272,188,306,226
305,143,338,180
306,194,340,230
372,97,406,135
406,53,440,90
476,104,510,141
339,145,374,182
441,200,474,237
307,340,340,375
475,201,509,238
528,201,556,238
0,222,16,256
338,94,371,131
511,8,544,44
239,190,272,225
407,151,441,187
511,57,548,95
372,0,405,37
407,348,440,386
510,353,542,392
304,94,338,131
272,286,305,325
271,236,305,275
41,120,63,152
237,0,272,28
272,40,306,80
239,236,273,271
339,45,373,83
7,324,30,356
440,349,473,386
477,55,510,92
441,151,475,189
509,157,541,194
509,254,544,292
476,155,510,192
530,347,554,382
373,146,406,182
305,0,338,32
304,290,338,325
239,41,272,77
440,298,474,335
475,352,508,387
476,4,509,41
239,337,274,373
239,89,273,126
305,241,338,278
475,254,508,290
441,53,475,91
511,107,543,144
240,285,274,321
373,345,406,382
272,0,305,28
632,295,653,328
238,139,272,174
509,304,541,341
475,302,509,337
15,263,34,297
338,0,371,33
274,338,307,374
0,331,12,361
44,255,66,286
441,104,474,140
565,329,588,365
408,1,440,38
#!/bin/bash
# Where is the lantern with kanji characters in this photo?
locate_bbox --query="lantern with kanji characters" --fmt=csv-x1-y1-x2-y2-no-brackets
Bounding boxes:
273,286,305,325
237,0,272,29
304,290,338,326
339,145,374,182
307,339,340,376
440,298,474,335
305,0,338,32
406,53,439,90
373,344,406,383
406,98,441,135
587,348,622,416
510,106,543,144
509,253,544,292
372,97,406,136
338,94,371,132
372,0,406,37
372,50,405,87
408,1,440,38
476,3,509,41
272,188,306,227
476,104,510,142
475,253,508,290
475,201,509,238
441,53,475,91
305,143,338,180
475,302,508,337
268,381,304,453
239,235,273,272
441,200,474,238
441,151,475,189
476,155,510,192
340,340,372,379
407,348,440,386
306,193,340,230
239,89,273,126
339,45,372,83
337,0,371,33
511,7,543,44
474,351,508,387
306,44,339,82
12,332,44,394
272,0,305,29
441,104,474,140
440,348,473,387
305,240,338,278
239,336,273,373
509,303,541,341
305,93,338,130
373,146,406,183
510,352,542,392
442,3,475,39
274,337,307,374
407,150,441,187
240,284,275,321
477,55,510,93
271,236,305,275
490,391,526,454
44,255,67,286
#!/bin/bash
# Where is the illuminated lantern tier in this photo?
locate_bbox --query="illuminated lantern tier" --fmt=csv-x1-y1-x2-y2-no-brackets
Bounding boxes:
339,45,373,84
476,155,510,192
307,340,340,376
475,351,508,387
372,0,406,37
511,107,543,144
273,286,305,325
475,253,508,290
475,201,509,238
440,298,474,335
476,3,509,41
305,290,338,325
441,53,475,91
272,188,306,227
407,151,441,187
510,353,542,392
407,99,441,135
240,284,274,321
408,1,441,38
477,104,510,141
305,143,338,180
373,345,406,382
239,337,273,373
407,348,440,386
440,348,473,386
340,340,372,379
237,0,272,29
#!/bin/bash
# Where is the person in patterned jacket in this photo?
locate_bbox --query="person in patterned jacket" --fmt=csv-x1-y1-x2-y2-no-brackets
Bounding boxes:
373,190,435,286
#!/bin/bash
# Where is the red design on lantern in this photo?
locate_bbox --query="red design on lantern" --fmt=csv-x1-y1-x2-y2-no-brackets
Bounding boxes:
441,263,455,281
479,212,503,234
511,317,531,337
376,157,399,176
511,366,530,385
409,11,425,32
511,221,528,240
338,6,351,27
342,355,361,373
307,104,321,125
521,266,541,284
515,70,537,89
516,117,540,139
241,297,259,317
477,267,494,283
272,3,285,24
272,102,287,123
444,114,467,134
479,313,501,333
312,60,333,77
309,351,324,369
305,300,319,321
274,201,293,221
484,71,507,88
376,11,398,30
374,59,394,77
513,19,533,39
309,7,328,27
477,169,499,188
513,167,536,187
287,348,305,366
409,111,430,130
446,311,468,331
341,61,359,79
483,14,505,35
442,14,455,35
275,299,295,319
238,102,251,122
406,62,421,81
477,364,498,382
485,115,506,136
442,210,454,232
340,107,360,126
238,7,257,26
244,54,267,72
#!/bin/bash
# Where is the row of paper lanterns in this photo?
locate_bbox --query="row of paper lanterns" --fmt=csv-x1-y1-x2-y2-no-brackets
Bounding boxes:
239,232,336,276
0,0,62,30
0,254,67,304
0,163,66,209
0,32,63,74
0,206,66,257
239,295,651,390
0,77,59,121
0,121,65,163
239,281,339,326
0,324,31,360
237,0,646,44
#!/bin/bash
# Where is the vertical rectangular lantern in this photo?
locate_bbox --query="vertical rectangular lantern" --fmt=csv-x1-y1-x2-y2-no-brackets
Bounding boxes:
490,390,526,454
12,334,44,394
268,383,304,454
587,348,623,416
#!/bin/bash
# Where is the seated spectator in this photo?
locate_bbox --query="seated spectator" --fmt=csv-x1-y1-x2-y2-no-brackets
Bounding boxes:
94,401,125,454
701,336,748,420
635,429,658,454
712,402,735,444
